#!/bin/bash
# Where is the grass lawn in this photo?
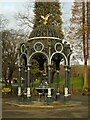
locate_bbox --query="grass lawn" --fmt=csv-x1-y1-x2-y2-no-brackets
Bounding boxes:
70,77,83,89
51,76,84,94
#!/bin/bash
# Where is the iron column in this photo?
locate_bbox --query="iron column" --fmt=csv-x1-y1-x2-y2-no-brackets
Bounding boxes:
27,64,31,102
64,65,69,101
18,66,22,99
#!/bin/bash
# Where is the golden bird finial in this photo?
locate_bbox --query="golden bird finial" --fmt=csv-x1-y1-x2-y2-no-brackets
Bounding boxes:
41,13,50,25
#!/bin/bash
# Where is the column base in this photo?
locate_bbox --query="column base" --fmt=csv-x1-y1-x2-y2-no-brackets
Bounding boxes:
17,95,22,102
22,96,32,104
26,97,32,104
47,97,52,105
64,94,71,102
56,92,60,101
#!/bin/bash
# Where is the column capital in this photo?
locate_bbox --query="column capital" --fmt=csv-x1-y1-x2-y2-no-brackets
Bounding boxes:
18,66,22,71
68,66,71,69
26,64,31,67
47,64,52,67
64,65,68,71
56,70,60,73
64,65,71,69
40,70,43,73
18,66,22,68
25,68,27,72
64,65,68,68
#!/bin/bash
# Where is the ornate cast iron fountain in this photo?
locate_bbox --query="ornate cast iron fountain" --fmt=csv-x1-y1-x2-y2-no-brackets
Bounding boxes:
17,14,72,104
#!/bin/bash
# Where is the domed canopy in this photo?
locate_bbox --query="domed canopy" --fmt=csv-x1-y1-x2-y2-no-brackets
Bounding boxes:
29,25,61,38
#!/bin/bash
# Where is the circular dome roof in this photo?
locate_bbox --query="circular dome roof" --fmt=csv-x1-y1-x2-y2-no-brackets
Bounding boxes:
29,25,61,38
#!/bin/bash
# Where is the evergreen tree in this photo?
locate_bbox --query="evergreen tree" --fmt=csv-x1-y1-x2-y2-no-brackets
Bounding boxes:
33,0,64,39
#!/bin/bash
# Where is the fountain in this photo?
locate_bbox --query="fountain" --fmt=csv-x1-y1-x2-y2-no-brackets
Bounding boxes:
35,73,54,102
17,15,72,103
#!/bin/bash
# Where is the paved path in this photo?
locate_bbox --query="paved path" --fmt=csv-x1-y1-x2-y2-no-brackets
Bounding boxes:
2,95,89,119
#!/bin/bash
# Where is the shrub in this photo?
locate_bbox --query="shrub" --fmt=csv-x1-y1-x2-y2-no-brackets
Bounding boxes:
2,87,11,94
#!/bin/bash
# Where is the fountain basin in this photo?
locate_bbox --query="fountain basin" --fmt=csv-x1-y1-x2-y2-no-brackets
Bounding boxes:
35,87,54,93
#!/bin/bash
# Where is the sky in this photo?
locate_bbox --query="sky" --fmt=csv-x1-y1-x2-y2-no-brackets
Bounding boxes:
0,0,73,30
0,1,34,29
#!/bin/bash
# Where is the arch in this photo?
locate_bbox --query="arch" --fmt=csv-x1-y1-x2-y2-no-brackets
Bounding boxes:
67,52,72,66
29,51,49,64
19,53,27,66
21,44,26,53
50,52,68,66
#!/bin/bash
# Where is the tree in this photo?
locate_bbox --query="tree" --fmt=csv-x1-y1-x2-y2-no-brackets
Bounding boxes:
15,4,34,35
0,15,9,80
2,30,17,85
2,27,29,86
33,0,64,39
82,1,88,88
0,14,8,30
2,29,27,85
67,1,83,61
67,0,88,88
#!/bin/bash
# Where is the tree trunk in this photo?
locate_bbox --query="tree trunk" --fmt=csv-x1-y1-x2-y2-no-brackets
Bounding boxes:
82,1,88,89
83,59,88,88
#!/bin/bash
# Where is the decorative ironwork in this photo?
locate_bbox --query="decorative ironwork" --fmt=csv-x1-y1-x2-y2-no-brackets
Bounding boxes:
55,43,63,52
41,13,50,25
34,42,44,52
17,24,72,103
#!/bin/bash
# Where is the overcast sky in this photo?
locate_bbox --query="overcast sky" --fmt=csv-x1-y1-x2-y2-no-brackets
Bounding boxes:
0,0,73,30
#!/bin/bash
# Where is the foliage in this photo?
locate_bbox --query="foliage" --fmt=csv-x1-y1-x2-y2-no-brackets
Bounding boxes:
31,59,40,80
32,79,40,87
51,76,84,90
31,59,40,74
11,86,18,94
33,0,64,39
30,79,40,95
2,87,11,94
70,77,83,89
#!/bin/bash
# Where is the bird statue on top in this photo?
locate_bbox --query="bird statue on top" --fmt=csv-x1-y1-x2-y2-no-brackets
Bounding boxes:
41,13,50,25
